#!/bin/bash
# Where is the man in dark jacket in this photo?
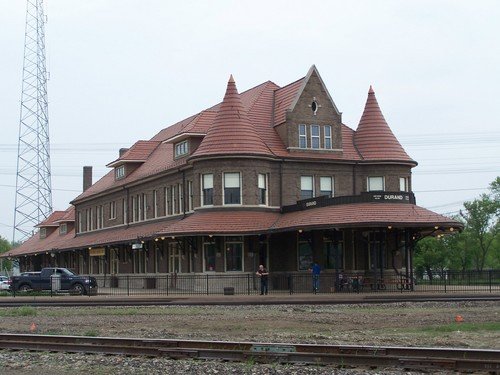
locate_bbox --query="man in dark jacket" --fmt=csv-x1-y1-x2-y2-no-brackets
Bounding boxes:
256,265,269,295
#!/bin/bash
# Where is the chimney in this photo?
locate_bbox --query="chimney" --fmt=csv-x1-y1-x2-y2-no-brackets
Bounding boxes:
119,148,129,157
83,166,93,192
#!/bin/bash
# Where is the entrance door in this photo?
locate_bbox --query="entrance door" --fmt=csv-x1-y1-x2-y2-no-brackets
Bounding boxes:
168,243,181,273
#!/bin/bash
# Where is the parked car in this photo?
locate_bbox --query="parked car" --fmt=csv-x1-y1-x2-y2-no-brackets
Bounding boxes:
0,276,11,291
10,268,97,295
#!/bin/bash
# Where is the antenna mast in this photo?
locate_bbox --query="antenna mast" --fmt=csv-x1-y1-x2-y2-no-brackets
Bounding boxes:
13,0,52,242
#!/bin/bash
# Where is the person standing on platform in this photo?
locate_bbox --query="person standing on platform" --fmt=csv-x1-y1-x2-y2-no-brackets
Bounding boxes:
256,264,269,295
311,262,321,293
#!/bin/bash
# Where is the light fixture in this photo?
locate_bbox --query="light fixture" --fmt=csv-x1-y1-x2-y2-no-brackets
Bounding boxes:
449,227,454,232
434,226,439,230
298,229,303,233
387,226,392,230
155,238,159,242
161,237,165,240
171,236,175,239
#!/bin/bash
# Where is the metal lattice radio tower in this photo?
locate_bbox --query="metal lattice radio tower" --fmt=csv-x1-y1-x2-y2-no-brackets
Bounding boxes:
13,0,52,242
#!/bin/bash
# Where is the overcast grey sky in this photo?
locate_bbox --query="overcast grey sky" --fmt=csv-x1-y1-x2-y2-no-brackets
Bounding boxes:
1,1,499,241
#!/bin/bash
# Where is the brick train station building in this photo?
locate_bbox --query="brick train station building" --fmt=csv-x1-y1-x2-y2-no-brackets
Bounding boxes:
4,66,462,282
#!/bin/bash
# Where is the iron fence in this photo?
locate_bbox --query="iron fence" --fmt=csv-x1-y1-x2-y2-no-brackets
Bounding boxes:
86,270,500,296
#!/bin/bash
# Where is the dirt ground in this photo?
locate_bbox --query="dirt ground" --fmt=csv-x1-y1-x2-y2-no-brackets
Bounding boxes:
1,300,499,349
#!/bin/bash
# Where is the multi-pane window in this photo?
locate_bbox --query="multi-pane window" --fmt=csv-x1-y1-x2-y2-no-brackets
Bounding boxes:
175,141,188,157
142,193,147,220
225,236,243,271
311,125,320,149
399,177,408,192
299,124,307,148
324,125,332,149
202,174,214,206
89,208,94,230
258,173,268,205
300,176,314,200
110,201,116,220
40,227,47,239
86,209,90,231
320,176,333,197
188,181,193,211
224,172,241,205
153,190,158,218
368,176,385,191
115,165,125,180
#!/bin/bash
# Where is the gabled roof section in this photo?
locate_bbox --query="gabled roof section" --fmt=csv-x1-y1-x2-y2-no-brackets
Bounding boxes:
106,140,161,167
273,77,304,126
55,206,75,223
354,87,416,164
35,211,67,228
190,75,274,159
278,65,340,126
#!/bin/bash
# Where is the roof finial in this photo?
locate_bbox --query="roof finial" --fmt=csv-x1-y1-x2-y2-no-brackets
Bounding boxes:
368,85,374,94
229,74,235,83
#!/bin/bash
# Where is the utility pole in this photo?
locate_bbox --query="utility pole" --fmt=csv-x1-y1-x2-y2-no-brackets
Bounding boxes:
13,0,52,243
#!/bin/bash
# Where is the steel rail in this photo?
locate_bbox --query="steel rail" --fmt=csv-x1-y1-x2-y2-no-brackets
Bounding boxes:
0,334,499,372
0,295,499,307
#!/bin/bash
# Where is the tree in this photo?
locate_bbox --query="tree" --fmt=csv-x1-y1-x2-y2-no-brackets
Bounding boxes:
414,237,449,280
460,177,500,271
0,236,13,273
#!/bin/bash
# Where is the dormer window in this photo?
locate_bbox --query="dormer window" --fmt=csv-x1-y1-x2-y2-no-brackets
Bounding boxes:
59,223,67,235
299,125,307,149
175,140,188,158
311,125,320,149
115,165,125,180
40,227,47,239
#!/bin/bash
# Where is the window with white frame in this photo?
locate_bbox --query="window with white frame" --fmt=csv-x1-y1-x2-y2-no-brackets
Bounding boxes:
300,176,314,200
324,125,332,149
153,190,158,218
311,125,320,149
142,193,147,220
368,176,385,191
122,198,127,224
165,187,171,215
188,181,193,211
174,140,188,157
224,172,241,205
59,223,67,235
178,183,183,213
96,205,103,229
138,194,143,221
172,185,178,214
110,201,116,220
299,124,307,148
78,212,82,233
132,196,137,222
399,177,409,192
258,173,268,205
115,165,125,180
86,209,90,231
320,176,333,197
202,174,213,206
89,207,94,230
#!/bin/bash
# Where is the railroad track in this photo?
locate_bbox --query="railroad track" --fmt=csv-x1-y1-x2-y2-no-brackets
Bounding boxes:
0,334,499,373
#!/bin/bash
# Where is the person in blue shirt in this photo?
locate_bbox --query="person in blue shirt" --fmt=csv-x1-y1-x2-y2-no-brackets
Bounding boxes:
310,262,321,293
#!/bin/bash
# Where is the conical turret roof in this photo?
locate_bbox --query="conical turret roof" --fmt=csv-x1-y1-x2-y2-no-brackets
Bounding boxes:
354,87,415,163
191,75,273,159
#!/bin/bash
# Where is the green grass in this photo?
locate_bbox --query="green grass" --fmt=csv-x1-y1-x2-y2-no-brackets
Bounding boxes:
0,305,37,317
420,322,500,333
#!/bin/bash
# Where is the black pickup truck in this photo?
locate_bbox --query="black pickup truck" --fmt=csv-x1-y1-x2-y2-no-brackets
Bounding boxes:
10,267,98,295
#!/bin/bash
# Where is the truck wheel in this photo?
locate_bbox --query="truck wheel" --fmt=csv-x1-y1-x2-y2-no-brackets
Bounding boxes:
71,283,85,295
19,284,32,292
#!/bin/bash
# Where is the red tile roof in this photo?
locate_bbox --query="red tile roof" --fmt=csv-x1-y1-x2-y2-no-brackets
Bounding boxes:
158,210,281,236
36,211,67,227
106,140,161,167
273,78,305,126
354,87,416,163
190,76,274,159
275,203,460,231
4,203,462,258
